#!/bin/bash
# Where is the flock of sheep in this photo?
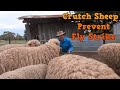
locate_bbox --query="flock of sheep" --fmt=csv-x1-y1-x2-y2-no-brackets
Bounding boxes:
0,38,120,79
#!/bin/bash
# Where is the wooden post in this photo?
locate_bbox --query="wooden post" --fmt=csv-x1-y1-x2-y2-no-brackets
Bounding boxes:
38,24,42,41
103,40,105,44
8,37,11,44
25,23,31,40
103,33,106,44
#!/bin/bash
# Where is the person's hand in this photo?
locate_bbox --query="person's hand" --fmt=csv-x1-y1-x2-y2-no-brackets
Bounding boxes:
68,51,71,54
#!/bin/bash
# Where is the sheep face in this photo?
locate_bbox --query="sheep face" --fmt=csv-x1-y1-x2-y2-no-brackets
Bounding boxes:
26,39,41,47
48,38,60,46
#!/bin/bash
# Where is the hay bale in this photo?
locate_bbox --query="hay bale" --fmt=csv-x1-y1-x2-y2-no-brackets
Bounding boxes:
46,54,120,79
0,38,60,75
26,39,41,47
0,64,47,79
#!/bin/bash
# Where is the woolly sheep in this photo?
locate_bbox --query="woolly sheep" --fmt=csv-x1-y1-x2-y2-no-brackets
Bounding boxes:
46,54,120,79
26,39,41,47
0,38,60,75
97,43,120,75
48,38,60,45
0,44,26,53
0,64,47,79
0,39,41,53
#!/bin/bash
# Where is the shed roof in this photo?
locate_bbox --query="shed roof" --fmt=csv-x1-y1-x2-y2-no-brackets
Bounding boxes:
18,15,63,20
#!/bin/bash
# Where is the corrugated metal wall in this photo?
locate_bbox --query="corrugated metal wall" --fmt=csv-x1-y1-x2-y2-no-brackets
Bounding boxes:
37,21,84,44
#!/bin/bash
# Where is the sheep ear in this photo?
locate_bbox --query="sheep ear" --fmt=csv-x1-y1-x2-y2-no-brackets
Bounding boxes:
57,42,60,45
56,43,59,45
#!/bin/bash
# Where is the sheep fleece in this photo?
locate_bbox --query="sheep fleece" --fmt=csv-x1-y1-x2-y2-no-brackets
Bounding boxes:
0,44,26,53
0,39,40,53
46,54,120,79
0,64,47,79
26,39,41,47
97,43,120,69
0,41,60,75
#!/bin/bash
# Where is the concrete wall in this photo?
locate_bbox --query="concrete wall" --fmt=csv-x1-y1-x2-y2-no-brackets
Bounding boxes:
113,22,120,34
71,36,103,52
105,34,120,43
106,22,120,43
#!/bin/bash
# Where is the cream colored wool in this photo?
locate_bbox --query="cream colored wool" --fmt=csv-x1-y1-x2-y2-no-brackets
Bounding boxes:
0,64,47,79
48,38,60,45
0,39,40,53
97,43,120,69
0,38,60,75
46,54,120,79
26,39,41,47
0,44,26,53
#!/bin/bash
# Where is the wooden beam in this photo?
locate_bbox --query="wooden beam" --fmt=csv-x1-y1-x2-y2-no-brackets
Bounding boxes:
21,18,69,24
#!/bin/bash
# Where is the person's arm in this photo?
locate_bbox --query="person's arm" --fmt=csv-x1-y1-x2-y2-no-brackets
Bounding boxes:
68,39,73,53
